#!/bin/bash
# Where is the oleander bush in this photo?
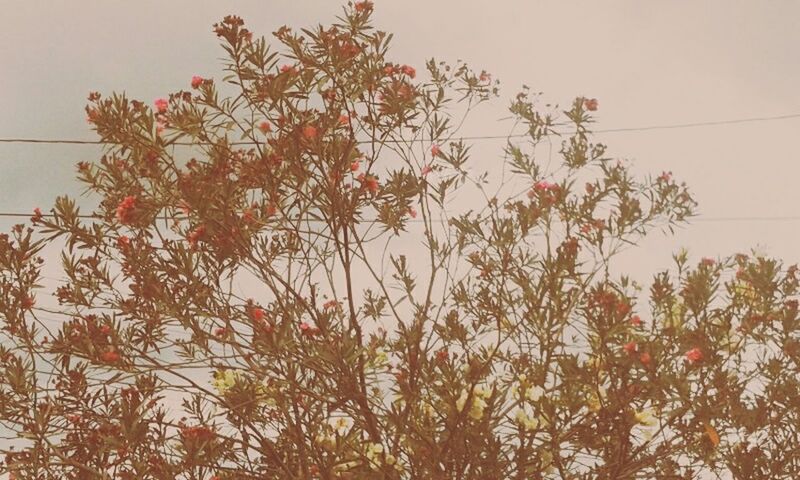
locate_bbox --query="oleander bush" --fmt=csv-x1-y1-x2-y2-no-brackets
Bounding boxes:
1,2,798,479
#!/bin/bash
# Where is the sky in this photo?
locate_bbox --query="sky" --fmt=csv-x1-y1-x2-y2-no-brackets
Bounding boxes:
1,0,799,283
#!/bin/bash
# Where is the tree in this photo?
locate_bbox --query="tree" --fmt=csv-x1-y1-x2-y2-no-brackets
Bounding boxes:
2,2,799,479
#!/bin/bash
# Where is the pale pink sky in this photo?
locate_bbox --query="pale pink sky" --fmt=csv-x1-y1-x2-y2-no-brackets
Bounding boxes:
1,0,799,277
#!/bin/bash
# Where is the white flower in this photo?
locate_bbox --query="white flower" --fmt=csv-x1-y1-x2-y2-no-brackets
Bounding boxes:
456,388,487,420
365,442,385,466
514,408,539,431
474,384,492,399
332,416,352,435
211,369,238,395
635,408,658,427
526,385,545,402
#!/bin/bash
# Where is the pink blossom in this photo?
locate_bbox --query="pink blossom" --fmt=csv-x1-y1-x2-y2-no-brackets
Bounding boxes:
191,76,204,89
420,165,433,177
354,1,373,12
583,98,598,111
303,125,318,140
323,300,339,310
407,207,418,218
685,348,703,364
115,196,137,224
430,144,442,157
251,307,265,322
534,180,556,192
154,98,168,114
639,352,652,365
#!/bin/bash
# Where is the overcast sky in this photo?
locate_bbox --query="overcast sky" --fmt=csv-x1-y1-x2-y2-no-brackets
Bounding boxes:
1,0,799,281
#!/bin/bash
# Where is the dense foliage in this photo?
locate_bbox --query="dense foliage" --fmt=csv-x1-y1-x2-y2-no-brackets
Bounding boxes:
1,3,799,479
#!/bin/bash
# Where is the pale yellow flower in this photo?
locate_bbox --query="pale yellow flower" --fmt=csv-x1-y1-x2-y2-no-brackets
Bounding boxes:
514,408,539,431
456,388,488,420
634,408,658,427
526,385,545,402
365,442,385,467
211,369,238,395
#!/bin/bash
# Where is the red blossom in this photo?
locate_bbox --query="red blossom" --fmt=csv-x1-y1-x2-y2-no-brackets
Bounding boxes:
533,180,557,192
685,347,703,364
180,425,215,442
21,295,35,310
350,160,360,172
115,196,137,224
117,235,130,250
258,121,272,134
154,98,168,114
303,125,318,140
187,225,206,248
101,350,120,363
251,307,265,322
623,341,637,354
401,64,416,78
323,300,339,310
358,174,379,194
191,76,204,89
630,315,643,327
265,203,278,217
86,108,99,124
639,352,652,365
354,1,373,13
583,98,598,111
430,144,442,157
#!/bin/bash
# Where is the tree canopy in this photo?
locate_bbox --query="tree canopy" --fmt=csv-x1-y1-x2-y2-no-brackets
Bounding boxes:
1,2,799,479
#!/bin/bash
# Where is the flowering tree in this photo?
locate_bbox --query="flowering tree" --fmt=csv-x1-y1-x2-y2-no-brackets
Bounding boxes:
2,3,799,479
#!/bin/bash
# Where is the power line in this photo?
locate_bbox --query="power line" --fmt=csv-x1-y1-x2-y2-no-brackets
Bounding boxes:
0,112,799,147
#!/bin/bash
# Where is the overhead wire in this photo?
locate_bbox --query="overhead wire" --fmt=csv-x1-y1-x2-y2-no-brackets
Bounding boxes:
0,112,798,146
0,112,798,223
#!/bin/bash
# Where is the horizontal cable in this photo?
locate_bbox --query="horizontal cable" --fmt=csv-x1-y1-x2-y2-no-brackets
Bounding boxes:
0,113,798,147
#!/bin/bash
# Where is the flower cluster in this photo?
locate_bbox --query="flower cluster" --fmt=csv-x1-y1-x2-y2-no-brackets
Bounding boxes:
456,383,493,420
